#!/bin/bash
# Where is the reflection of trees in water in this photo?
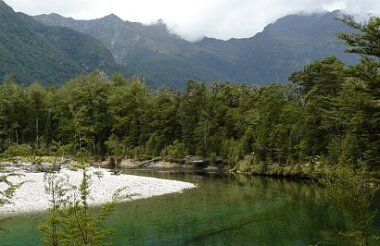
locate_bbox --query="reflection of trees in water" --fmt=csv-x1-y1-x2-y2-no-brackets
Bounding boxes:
106,170,377,245
228,174,351,245
231,174,330,206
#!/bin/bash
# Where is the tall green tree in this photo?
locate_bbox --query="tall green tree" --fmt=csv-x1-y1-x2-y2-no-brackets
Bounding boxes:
337,15,380,60
27,82,47,149
146,88,181,156
58,71,112,155
0,76,28,149
289,57,345,160
337,16,380,172
107,76,150,157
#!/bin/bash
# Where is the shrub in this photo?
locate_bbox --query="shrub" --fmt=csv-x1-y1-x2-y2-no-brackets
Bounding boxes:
2,144,32,157
162,140,186,160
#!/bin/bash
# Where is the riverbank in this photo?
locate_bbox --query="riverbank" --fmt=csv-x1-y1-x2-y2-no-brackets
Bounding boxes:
232,162,380,185
94,156,380,184
0,167,196,215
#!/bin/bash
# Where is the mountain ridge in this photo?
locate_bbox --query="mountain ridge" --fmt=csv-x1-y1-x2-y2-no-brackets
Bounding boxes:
34,10,357,88
0,0,358,88
0,0,126,85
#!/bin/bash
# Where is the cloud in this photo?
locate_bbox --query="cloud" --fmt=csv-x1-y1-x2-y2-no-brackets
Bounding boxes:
5,0,380,41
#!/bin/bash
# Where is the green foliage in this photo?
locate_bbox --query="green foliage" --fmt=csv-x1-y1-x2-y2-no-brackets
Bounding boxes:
337,15,380,59
60,168,114,245
0,2,126,85
39,167,117,245
0,14,378,182
105,134,124,156
2,144,32,157
0,12,377,245
0,171,24,207
39,172,71,246
318,166,379,245
0,58,378,177
162,140,186,160
0,165,25,231
222,139,244,166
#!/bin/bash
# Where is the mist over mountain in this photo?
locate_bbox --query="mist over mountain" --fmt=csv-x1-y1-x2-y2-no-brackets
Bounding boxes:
197,10,357,83
0,0,358,87
34,10,357,88
34,13,233,88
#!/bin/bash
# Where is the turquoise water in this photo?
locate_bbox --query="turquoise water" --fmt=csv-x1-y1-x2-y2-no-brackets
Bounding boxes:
1,170,379,245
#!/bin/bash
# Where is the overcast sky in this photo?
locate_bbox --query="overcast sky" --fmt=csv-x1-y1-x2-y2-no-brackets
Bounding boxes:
5,0,380,41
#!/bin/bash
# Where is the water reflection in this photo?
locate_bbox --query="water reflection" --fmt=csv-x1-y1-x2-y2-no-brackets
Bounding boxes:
0,169,378,245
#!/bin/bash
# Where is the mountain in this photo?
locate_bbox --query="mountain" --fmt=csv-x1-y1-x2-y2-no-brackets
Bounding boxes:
35,10,357,88
0,1,124,85
34,13,233,88
0,0,359,87
222,11,357,83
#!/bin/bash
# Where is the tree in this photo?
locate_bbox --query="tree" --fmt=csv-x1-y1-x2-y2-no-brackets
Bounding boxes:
289,57,346,162
39,171,71,246
337,15,380,60
61,168,114,245
252,85,275,162
58,71,112,155
0,76,28,149
146,88,181,156
27,82,46,150
107,76,150,156
337,16,380,172
177,81,205,155
39,164,120,245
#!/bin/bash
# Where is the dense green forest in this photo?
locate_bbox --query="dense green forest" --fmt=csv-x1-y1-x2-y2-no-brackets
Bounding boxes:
0,16,379,179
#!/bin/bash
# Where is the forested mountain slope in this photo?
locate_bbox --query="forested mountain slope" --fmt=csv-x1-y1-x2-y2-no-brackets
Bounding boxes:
0,0,358,87
0,1,124,85
199,11,357,83
35,10,356,87
34,13,231,88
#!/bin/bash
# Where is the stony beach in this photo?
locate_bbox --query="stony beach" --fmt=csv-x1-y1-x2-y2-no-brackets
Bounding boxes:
0,167,196,214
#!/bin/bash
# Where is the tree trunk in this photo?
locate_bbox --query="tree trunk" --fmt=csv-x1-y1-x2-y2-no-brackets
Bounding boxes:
15,128,19,145
36,113,39,149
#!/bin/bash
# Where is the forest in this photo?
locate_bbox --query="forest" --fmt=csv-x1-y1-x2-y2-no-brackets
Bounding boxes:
0,16,379,179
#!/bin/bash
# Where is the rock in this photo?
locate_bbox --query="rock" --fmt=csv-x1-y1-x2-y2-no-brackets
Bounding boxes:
119,159,140,168
204,166,220,171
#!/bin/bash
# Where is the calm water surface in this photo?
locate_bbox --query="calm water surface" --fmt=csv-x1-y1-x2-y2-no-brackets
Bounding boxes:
1,169,379,245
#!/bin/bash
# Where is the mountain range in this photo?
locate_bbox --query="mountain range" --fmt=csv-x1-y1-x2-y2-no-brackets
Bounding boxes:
1,0,357,87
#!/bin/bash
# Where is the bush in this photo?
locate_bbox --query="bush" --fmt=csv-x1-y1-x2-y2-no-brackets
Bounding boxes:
105,134,125,156
161,140,186,160
55,144,75,157
2,144,32,157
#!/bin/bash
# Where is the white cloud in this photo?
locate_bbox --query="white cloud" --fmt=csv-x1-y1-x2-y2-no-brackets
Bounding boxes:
4,0,380,41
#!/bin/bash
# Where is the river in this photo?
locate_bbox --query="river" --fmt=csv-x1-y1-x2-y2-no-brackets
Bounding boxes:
1,169,379,245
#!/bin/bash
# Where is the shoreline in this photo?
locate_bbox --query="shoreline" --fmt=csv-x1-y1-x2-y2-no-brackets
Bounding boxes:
0,167,196,215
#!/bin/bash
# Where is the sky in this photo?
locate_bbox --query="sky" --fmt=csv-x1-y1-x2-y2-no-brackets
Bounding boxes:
5,0,380,41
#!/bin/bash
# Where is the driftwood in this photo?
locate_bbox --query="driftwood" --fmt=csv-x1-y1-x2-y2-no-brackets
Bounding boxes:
111,170,122,175
229,168,237,173
137,158,162,168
